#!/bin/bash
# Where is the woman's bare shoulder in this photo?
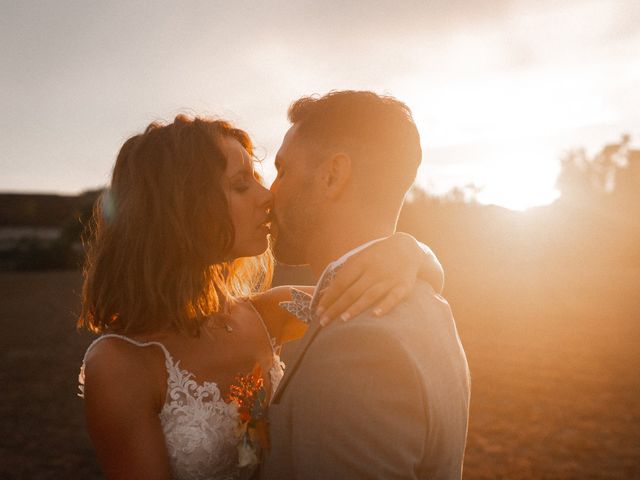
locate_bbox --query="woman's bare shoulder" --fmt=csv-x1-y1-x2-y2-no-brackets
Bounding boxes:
247,286,315,345
84,335,161,368
83,336,166,406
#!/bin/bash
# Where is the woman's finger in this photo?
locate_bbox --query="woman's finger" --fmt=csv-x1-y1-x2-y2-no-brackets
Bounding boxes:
316,260,366,315
371,282,412,317
318,274,387,325
335,282,391,324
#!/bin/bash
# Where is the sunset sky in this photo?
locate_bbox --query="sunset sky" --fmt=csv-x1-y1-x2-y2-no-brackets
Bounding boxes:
2,1,639,210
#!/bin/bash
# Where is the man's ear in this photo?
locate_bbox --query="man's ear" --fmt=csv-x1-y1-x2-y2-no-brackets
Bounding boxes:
321,152,352,199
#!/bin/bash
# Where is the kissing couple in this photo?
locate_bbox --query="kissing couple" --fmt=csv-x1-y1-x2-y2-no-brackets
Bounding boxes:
78,90,470,479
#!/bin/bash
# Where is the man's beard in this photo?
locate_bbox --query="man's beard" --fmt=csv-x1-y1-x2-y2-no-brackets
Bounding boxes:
271,220,309,266
271,179,322,266
270,207,318,266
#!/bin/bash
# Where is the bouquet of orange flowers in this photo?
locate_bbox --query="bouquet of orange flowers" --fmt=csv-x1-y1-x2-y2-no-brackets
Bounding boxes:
227,364,269,468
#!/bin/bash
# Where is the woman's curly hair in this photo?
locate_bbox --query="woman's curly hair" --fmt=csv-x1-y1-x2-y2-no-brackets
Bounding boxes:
78,115,273,336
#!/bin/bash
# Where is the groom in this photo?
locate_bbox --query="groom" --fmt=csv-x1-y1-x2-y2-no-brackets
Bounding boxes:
263,91,470,479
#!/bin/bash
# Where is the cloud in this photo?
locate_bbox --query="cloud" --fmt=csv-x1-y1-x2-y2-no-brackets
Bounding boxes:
1,0,639,208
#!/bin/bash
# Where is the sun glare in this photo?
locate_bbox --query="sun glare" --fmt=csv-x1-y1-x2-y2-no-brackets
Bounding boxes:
414,142,562,211
401,64,590,211
475,150,561,211
478,181,560,211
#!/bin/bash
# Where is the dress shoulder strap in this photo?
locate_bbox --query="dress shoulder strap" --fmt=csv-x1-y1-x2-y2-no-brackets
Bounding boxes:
78,334,174,398
246,300,277,354
82,333,174,365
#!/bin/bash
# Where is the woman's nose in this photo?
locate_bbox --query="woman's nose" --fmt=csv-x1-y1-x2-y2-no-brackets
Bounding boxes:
259,183,274,208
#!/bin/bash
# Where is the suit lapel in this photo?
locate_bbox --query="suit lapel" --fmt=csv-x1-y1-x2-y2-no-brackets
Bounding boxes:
271,240,387,404
271,317,323,403
271,265,340,403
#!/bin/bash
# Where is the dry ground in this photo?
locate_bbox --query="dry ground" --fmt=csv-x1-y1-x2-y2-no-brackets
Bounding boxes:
0,272,100,479
1,269,638,479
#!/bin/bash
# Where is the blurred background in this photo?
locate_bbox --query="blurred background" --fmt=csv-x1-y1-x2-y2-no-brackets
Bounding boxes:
1,1,639,478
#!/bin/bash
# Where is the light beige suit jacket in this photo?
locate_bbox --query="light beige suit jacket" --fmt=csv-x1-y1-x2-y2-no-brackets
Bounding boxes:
260,280,470,480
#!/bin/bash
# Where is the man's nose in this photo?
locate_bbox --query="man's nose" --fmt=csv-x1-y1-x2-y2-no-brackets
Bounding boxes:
260,184,274,208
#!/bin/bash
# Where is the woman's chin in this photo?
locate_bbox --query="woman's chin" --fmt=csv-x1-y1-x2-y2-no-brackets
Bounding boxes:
230,240,270,260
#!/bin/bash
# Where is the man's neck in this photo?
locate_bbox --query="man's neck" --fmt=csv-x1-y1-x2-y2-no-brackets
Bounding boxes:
306,223,395,277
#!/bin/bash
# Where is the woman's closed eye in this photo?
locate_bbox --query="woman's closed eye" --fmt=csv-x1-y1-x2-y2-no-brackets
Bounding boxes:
232,181,250,193
231,174,251,193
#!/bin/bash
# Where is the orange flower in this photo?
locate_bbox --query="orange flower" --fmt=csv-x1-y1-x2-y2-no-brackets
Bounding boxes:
227,363,270,468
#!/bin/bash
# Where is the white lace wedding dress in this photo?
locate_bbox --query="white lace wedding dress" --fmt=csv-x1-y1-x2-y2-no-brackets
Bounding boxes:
78,306,285,480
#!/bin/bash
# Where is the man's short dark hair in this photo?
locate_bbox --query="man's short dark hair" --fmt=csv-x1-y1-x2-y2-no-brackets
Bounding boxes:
288,90,422,197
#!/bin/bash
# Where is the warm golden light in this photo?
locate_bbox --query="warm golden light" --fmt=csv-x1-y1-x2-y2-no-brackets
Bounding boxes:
475,151,561,211
401,68,595,210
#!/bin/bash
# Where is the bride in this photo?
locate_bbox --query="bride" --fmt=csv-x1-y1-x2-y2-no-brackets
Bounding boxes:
78,115,441,480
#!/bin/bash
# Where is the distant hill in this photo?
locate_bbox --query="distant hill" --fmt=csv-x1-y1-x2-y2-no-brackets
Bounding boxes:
0,191,101,227
0,191,102,270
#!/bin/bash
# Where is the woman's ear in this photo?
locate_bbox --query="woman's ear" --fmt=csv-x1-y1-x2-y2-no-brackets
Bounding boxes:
321,152,352,199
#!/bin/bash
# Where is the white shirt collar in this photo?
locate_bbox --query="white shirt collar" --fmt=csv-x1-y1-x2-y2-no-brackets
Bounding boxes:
310,237,387,306
327,237,387,272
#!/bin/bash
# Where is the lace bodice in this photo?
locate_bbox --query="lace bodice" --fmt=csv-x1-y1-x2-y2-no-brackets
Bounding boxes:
78,317,285,480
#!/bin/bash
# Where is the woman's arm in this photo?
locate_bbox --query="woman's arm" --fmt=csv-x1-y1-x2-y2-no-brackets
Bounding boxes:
251,286,315,345
82,341,172,480
317,232,443,323
253,233,443,345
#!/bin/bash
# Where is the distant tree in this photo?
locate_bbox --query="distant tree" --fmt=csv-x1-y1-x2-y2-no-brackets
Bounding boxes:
554,135,640,265
443,183,482,204
556,135,635,206
556,148,599,204
611,144,640,204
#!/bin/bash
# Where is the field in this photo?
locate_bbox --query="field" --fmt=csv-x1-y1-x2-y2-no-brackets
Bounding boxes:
1,269,639,479
0,272,100,479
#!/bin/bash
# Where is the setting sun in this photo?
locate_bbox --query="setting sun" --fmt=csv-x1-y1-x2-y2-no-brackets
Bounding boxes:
471,148,561,211
401,71,608,210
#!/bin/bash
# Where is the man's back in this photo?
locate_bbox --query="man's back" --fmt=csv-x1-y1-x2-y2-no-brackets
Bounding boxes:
261,280,470,479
